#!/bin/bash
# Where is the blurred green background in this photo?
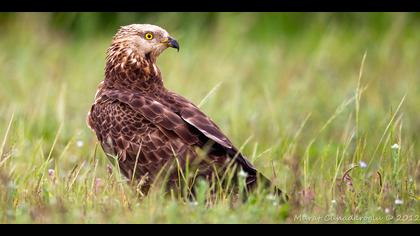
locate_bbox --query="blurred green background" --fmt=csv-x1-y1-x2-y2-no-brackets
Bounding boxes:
0,13,419,223
2,12,420,39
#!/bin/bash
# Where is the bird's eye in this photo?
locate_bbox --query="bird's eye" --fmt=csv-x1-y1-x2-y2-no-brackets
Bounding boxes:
145,33,154,40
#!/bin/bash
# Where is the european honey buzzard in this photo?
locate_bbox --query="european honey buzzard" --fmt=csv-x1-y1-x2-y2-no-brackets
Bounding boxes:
87,24,284,198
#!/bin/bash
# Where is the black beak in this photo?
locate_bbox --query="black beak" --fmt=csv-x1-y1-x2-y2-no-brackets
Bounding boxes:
167,36,179,52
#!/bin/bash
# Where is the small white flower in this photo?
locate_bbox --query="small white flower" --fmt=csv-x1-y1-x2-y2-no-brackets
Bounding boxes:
395,199,403,205
384,208,391,214
331,199,337,204
391,143,400,150
359,161,368,168
409,177,413,183
238,169,248,178
48,169,55,177
189,201,198,207
76,140,84,148
266,194,276,201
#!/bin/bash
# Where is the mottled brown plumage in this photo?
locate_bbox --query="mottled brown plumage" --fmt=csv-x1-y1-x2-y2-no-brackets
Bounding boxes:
87,24,283,198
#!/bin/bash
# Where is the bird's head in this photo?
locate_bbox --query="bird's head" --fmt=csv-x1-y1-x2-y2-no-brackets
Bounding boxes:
110,24,179,62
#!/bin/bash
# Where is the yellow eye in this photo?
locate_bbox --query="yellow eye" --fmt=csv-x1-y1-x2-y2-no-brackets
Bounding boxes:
145,33,153,40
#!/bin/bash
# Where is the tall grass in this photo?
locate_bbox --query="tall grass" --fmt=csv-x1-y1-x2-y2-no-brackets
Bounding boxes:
0,12,419,223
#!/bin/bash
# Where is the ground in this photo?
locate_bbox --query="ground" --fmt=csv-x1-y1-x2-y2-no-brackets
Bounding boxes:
0,13,419,223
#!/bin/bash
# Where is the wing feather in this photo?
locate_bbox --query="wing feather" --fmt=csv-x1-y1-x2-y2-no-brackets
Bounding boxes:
103,90,200,146
164,92,234,149
101,89,257,174
163,92,258,174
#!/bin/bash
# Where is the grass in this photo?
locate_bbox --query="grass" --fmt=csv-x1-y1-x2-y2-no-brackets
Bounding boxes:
0,12,419,223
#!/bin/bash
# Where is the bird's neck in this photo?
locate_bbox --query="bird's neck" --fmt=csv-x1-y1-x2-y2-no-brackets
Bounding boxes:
103,45,164,93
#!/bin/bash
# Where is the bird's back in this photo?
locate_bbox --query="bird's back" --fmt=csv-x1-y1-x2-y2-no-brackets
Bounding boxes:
87,24,286,199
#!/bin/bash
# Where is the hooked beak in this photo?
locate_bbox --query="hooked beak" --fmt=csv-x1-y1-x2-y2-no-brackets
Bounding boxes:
166,36,179,52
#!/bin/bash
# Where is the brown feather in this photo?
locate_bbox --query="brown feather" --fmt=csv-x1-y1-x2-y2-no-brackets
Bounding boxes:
87,24,284,198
